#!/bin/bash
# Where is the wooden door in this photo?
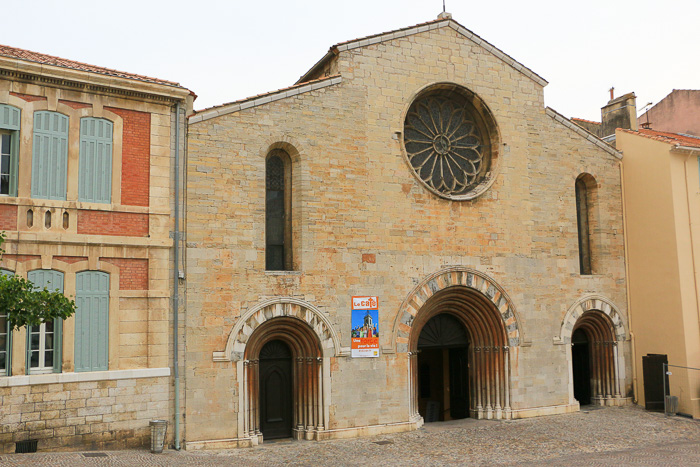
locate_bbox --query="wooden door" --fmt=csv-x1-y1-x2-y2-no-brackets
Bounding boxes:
259,340,293,439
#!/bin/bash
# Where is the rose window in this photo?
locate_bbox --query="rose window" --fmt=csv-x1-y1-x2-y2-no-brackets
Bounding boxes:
403,89,495,199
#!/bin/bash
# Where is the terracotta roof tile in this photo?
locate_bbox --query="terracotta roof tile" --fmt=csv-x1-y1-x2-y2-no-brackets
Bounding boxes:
332,18,446,47
619,128,700,148
571,117,601,125
0,44,183,88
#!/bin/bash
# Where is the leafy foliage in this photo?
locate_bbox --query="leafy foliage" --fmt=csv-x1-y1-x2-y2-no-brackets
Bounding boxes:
0,231,76,330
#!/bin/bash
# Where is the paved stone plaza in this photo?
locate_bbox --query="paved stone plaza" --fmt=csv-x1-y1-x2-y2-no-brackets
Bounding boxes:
1,406,698,465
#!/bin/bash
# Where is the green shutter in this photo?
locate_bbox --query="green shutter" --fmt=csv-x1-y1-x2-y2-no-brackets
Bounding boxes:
0,269,12,376
79,118,112,203
75,271,109,372
0,105,21,197
26,270,64,374
0,104,20,131
31,111,68,200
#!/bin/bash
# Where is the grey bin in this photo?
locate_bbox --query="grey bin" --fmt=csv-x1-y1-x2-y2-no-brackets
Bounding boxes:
665,395,679,415
149,420,168,453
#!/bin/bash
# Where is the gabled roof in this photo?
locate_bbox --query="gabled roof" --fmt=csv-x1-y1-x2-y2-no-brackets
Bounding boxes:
189,74,342,124
0,44,183,88
619,128,700,149
296,17,547,87
546,107,621,159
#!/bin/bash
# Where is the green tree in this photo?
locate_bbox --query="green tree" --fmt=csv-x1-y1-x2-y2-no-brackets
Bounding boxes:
0,231,76,331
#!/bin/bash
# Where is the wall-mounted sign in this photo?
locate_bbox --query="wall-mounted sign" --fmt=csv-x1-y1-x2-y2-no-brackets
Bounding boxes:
351,296,379,358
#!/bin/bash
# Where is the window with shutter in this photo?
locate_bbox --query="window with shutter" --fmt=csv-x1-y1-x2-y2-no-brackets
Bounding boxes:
31,111,69,200
74,271,109,372
79,118,113,203
26,270,64,374
0,104,21,197
0,269,13,376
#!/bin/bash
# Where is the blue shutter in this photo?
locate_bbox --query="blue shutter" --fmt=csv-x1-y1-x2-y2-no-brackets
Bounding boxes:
26,270,64,373
0,104,20,131
31,111,69,200
79,118,113,203
0,105,21,197
0,269,12,376
75,271,109,372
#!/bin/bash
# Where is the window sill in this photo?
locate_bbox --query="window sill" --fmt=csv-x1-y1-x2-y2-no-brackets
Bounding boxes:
0,367,170,387
265,270,302,276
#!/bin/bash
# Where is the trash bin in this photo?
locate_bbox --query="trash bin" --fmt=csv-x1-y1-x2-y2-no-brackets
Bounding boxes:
149,420,168,453
665,395,679,415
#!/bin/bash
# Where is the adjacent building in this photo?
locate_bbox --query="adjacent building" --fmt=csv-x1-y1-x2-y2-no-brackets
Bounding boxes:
184,14,632,448
617,127,700,418
0,45,192,452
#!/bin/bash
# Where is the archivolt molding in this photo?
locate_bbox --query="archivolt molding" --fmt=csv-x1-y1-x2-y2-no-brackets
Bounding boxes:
556,295,627,344
220,297,342,362
390,267,523,353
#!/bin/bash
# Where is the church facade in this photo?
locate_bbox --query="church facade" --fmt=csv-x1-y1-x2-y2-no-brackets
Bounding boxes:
184,14,631,448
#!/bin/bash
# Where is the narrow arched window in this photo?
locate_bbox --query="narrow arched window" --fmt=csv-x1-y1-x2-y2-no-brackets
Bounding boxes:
266,150,292,270
576,174,597,275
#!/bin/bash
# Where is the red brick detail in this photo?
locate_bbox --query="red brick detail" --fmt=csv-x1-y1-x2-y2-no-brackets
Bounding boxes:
0,205,17,230
54,256,88,264
58,99,91,109
2,254,40,263
9,92,46,102
99,257,148,290
77,210,149,237
362,253,376,264
105,107,150,207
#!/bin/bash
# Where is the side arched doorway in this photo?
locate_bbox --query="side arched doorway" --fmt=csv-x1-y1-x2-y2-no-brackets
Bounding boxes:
571,311,621,405
243,317,325,441
409,286,513,420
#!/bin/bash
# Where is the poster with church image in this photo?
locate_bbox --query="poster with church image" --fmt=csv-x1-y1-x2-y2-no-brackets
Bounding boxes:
351,296,379,358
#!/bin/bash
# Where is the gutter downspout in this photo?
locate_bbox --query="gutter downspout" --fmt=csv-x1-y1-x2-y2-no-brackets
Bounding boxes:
173,101,181,450
619,158,638,403
680,147,700,352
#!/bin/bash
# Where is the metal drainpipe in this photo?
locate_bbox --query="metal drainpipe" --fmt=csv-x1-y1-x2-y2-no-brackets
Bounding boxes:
173,101,181,450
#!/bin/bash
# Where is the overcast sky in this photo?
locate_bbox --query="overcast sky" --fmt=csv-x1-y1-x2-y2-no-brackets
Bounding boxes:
5,1,698,121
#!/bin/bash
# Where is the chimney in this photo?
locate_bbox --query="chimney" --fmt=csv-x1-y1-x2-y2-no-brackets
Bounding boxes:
601,91,638,138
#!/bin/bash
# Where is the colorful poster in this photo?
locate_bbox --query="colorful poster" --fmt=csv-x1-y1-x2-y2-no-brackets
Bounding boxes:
351,296,379,358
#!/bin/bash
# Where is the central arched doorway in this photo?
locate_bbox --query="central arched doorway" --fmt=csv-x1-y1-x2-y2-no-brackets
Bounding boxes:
417,314,470,421
409,285,513,420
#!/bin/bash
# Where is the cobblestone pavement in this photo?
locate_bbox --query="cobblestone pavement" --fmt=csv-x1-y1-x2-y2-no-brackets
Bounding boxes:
1,406,698,466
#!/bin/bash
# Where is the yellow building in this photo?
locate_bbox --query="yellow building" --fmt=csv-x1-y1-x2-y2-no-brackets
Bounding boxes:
617,128,700,418
0,45,193,451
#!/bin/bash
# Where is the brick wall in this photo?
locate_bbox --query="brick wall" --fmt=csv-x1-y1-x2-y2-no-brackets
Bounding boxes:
105,107,150,207
0,205,17,230
9,92,46,103
58,100,91,110
53,256,88,264
76,211,148,237
0,377,170,453
99,258,148,290
1,254,40,263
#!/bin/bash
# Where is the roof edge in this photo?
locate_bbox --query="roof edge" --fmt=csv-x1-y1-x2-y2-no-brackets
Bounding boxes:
190,74,342,124
546,107,621,159
296,18,548,87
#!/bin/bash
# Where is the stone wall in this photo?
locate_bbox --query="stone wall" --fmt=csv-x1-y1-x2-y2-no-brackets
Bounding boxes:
185,20,630,445
0,374,170,453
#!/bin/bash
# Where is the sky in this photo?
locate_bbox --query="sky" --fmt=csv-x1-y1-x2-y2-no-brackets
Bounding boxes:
4,1,698,121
